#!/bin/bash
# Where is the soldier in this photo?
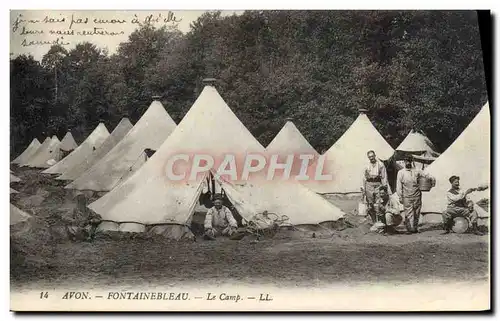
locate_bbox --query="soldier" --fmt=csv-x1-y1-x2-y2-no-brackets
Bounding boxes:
373,185,403,234
68,194,102,241
442,175,485,235
204,195,238,240
396,154,435,233
361,150,391,223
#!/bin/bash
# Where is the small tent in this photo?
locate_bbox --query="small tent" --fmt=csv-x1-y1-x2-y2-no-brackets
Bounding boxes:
59,132,78,154
89,82,345,238
10,173,21,183
20,137,51,167
396,130,439,158
66,99,177,191
266,120,318,156
266,120,319,179
10,204,32,226
10,188,19,194
309,110,394,194
43,123,109,175
395,130,440,169
58,118,133,181
422,103,490,216
25,136,62,168
11,138,41,165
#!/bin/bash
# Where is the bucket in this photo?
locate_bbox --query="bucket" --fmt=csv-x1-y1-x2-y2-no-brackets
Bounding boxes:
452,217,469,234
418,176,433,192
358,202,367,216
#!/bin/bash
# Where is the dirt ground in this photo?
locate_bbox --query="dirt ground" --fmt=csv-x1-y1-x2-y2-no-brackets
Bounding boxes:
10,167,489,291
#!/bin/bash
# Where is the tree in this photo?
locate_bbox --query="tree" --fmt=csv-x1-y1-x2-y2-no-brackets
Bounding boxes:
10,11,488,158
41,45,68,105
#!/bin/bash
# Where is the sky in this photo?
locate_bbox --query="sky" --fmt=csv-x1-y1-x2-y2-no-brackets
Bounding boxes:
10,10,243,61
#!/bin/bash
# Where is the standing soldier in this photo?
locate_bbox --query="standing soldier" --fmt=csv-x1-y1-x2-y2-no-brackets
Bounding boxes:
396,154,435,233
361,150,391,223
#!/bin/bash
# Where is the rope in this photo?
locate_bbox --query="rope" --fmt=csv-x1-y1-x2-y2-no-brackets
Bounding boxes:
242,211,292,239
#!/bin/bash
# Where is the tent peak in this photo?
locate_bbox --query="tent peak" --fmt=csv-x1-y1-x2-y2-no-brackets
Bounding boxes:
202,78,217,86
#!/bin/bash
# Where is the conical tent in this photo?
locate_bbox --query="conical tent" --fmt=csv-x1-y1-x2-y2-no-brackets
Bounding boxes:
266,121,318,155
422,103,490,216
10,173,21,183
266,120,319,179
89,84,345,237
396,130,440,159
21,137,51,166
309,111,395,194
58,118,133,181
11,138,41,164
43,124,109,175
66,100,177,191
59,132,78,152
25,136,62,168
10,204,31,225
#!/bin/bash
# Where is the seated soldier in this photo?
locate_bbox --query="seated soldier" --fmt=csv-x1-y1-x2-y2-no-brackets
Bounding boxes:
442,175,484,235
204,196,238,240
372,185,403,234
68,194,102,241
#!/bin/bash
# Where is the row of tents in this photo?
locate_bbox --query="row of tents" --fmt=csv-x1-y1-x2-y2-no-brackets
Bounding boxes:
9,169,30,226
11,79,490,237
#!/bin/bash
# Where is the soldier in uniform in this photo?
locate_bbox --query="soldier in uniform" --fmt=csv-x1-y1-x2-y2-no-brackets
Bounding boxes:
442,175,485,235
204,195,238,240
396,154,434,233
361,150,391,223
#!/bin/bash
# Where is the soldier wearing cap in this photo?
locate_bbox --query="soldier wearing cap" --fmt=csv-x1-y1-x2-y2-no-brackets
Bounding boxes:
204,194,238,240
396,154,435,233
442,175,484,235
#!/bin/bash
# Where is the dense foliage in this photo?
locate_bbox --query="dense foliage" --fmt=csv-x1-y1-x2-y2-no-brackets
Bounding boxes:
10,10,488,157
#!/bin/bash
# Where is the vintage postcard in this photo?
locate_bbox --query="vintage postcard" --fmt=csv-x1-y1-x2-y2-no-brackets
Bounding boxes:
9,9,491,312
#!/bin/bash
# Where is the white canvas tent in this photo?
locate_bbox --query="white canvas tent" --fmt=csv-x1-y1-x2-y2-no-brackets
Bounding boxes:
59,132,78,152
24,136,62,168
10,173,21,183
422,103,490,216
309,110,394,194
58,118,133,181
266,120,319,180
395,130,440,168
66,99,177,191
11,138,41,164
89,83,345,238
266,120,318,155
21,137,51,166
43,123,110,175
10,204,32,225
396,130,439,158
